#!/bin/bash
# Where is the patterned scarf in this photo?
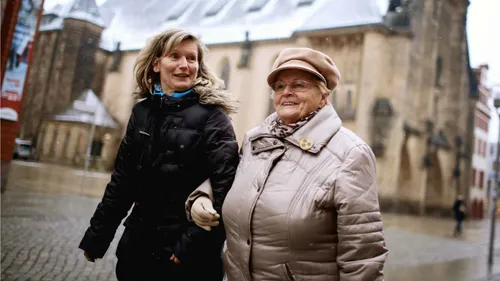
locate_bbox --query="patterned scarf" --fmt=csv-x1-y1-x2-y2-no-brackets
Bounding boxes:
269,109,320,138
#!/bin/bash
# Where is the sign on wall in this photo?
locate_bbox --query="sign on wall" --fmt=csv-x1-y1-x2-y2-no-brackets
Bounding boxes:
0,0,42,121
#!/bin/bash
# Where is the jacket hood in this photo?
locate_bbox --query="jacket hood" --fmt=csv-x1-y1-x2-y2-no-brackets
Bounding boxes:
193,78,238,115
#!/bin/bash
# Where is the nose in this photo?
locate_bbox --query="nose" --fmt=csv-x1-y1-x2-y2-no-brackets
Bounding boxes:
282,85,293,96
178,57,188,69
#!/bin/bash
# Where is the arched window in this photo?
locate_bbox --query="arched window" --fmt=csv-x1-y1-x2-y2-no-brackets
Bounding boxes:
49,127,59,157
63,130,72,159
219,57,231,89
435,56,443,87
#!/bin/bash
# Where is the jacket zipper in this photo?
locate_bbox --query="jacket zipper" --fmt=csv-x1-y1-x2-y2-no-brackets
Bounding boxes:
160,95,165,108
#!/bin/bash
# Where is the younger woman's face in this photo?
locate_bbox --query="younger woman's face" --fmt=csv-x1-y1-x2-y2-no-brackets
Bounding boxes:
154,39,199,93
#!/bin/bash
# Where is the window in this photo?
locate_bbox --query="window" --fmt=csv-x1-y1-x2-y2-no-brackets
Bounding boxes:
109,42,122,72
219,58,230,90
247,0,270,12
297,0,314,7
166,1,193,21
205,0,228,17
472,168,476,186
491,143,496,156
90,140,103,157
435,56,442,88
433,0,439,18
479,171,484,189
63,130,72,158
49,128,59,156
476,113,489,132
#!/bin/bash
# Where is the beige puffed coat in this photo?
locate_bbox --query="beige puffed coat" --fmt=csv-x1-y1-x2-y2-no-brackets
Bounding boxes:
220,104,388,281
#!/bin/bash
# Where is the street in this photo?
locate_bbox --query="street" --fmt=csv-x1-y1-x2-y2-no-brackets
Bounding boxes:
2,161,500,281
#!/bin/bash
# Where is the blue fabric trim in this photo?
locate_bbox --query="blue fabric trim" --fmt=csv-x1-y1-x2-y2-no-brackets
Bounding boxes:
152,83,193,98
172,89,193,98
153,83,164,96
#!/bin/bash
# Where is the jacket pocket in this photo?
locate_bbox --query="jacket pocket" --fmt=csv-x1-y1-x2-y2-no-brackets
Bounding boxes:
282,263,296,281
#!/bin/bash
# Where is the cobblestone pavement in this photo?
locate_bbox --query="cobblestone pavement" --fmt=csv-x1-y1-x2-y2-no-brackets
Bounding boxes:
1,189,122,281
2,161,500,281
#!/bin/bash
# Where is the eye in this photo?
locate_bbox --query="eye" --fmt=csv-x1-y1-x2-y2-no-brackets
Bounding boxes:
188,56,197,62
293,81,306,89
273,83,285,92
169,53,179,59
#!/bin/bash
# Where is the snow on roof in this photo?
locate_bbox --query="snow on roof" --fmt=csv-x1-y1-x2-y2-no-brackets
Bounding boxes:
52,89,118,128
37,0,391,51
97,0,388,52
297,0,384,32
66,10,104,27
40,0,105,31
40,17,64,31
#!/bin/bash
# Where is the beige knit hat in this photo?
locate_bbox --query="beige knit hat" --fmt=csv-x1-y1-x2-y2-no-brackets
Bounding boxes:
267,47,341,91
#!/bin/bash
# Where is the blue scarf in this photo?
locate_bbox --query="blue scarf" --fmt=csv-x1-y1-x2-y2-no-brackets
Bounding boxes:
153,83,193,98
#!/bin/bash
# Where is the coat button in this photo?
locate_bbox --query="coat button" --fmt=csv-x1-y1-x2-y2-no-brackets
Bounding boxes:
252,146,256,151
273,140,277,145
247,239,250,245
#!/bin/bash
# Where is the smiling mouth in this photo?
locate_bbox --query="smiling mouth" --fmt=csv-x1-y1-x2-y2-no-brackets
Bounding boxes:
174,74,190,78
282,102,297,106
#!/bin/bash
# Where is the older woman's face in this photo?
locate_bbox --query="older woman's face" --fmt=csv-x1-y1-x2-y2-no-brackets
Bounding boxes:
154,39,199,93
273,69,328,124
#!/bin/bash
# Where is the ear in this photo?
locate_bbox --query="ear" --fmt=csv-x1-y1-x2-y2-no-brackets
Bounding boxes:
153,59,160,73
319,93,328,107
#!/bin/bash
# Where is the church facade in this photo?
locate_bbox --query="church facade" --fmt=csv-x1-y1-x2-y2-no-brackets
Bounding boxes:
21,0,478,215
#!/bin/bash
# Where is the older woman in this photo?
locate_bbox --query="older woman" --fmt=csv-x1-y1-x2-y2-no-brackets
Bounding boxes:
188,47,388,281
79,29,239,281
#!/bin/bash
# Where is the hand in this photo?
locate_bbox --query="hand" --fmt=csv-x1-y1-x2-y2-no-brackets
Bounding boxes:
84,251,95,262
170,254,180,264
191,196,220,231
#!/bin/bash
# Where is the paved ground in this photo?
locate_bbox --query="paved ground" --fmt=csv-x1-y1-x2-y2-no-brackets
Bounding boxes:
2,160,500,281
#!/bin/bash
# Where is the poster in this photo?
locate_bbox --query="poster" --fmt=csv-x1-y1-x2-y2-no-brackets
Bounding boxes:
0,0,42,121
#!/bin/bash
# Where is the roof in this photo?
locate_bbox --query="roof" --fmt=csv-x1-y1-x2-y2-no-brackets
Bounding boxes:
298,0,384,32
40,0,105,32
51,89,118,129
97,0,390,51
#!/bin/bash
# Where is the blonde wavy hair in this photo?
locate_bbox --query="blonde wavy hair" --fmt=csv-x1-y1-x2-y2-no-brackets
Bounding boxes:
133,29,225,99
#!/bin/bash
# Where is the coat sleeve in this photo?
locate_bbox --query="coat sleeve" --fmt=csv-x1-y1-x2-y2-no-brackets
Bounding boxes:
78,107,138,259
334,144,388,281
185,178,214,222
202,107,239,213
174,107,239,262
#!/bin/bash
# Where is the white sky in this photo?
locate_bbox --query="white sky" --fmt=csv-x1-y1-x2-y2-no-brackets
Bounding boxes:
43,0,500,140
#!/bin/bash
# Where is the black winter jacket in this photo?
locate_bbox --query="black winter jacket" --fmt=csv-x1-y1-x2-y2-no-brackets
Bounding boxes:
79,90,239,265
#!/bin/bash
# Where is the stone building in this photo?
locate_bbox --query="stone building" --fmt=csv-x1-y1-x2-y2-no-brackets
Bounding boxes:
469,64,492,219
37,89,118,170
18,0,122,170
21,0,478,215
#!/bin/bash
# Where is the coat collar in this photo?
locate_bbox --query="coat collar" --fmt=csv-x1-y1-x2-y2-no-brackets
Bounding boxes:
249,104,342,154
